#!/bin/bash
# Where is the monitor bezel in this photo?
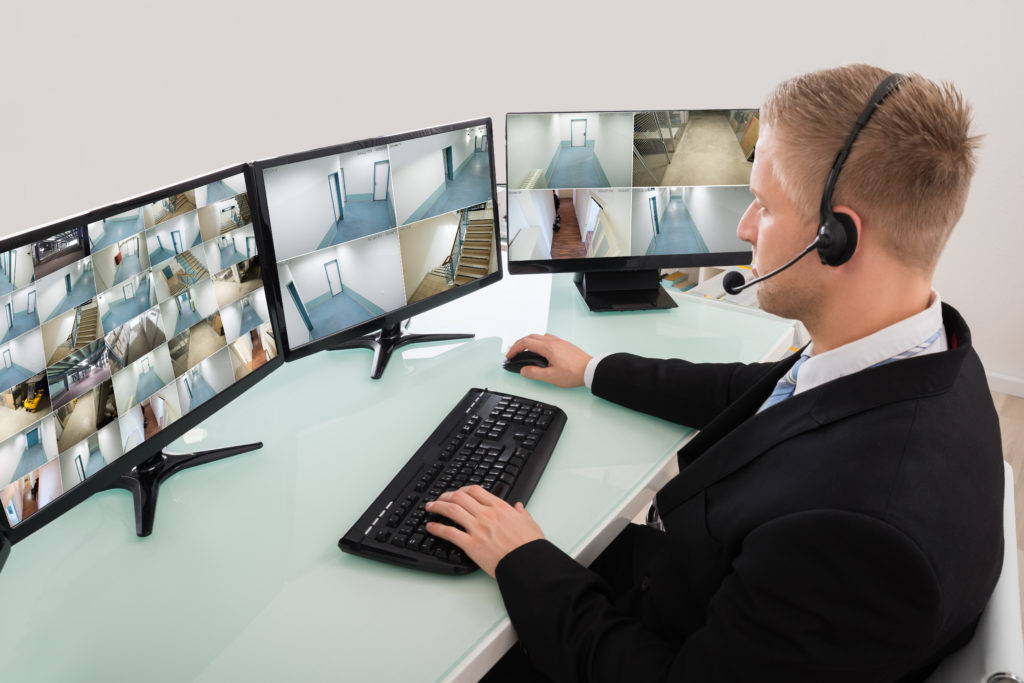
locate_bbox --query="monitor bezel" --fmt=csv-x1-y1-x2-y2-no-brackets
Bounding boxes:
504,109,755,275
0,165,284,543
249,117,503,363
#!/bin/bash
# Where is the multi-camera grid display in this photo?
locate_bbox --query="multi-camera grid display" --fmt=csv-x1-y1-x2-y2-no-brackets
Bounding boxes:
0,174,277,527
259,123,498,348
505,110,758,262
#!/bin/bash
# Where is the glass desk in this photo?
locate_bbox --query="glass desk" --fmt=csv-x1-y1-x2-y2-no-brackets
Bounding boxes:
0,272,794,682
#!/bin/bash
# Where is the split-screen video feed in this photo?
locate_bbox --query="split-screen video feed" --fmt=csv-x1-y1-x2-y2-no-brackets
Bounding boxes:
1,173,277,528
261,124,497,348
506,110,758,262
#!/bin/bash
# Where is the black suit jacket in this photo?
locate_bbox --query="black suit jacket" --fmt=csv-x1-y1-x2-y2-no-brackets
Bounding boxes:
495,303,1003,682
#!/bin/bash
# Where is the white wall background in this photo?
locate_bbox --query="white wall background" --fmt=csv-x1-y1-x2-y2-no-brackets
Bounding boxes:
288,246,340,305
276,262,311,346
222,173,246,196
196,204,220,243
150,387,181,427
36,458,62,507
572,189,632,257
508,190,556,261
159,297,180,338
506,115,561,189
9,329,46,374
262,154,341,261
37,261,88,322
0,433,25,488
2,246,35,290
1,0,1021,394
119,405,144,450
200,347,235,394
112,345,173,414
197,196,245,242
116,235,142,258
683,186,756,252
205,225,256,273
389,129,474,225
41,309,75,361
92,245,120,292
222,296,249,342
13,287,37,317
252,288,270,326
97,421,123,463
39,416,58,463
0,416,58,486
631,188,670,255
231,332,254,365
390,138,446,225
152,268,172,304
193,279,219,319
558,113,633,187
146,211,201,262
0,296,11,342
337,232,407,310
58,439,90,489
341,147,389,198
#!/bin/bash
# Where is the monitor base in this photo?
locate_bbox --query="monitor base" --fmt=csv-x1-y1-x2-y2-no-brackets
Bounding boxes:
574,270,678,312
328,322,474,380
105,442,263,537
0,533,10,573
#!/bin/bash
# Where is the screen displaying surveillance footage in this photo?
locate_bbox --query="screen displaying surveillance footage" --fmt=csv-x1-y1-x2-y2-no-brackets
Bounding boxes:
0,173,277,527
505,110,758,262
259,123,498,348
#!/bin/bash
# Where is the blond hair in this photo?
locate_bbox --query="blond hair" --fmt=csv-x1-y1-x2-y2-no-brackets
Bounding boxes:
761,64,981,270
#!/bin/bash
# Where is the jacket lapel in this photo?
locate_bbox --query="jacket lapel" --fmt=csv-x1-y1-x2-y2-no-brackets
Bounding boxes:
656,303,971,516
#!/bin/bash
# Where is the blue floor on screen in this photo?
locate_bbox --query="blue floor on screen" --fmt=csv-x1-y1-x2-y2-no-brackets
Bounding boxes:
307,293,373,341
547,147,605,188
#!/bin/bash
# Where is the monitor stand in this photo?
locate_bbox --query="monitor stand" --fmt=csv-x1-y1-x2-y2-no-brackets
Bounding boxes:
574,270,677,312
327,321,474,380
104,442,262,537
0,533,10,573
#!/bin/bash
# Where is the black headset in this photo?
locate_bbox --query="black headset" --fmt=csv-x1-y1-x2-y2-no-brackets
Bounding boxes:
722,72,909,295
815,72,908,266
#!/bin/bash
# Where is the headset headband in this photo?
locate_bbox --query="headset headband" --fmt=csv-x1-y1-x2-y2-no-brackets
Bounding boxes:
819,73,908,217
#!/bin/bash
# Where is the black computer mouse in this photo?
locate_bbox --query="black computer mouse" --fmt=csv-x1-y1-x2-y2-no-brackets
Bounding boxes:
503,350,549,373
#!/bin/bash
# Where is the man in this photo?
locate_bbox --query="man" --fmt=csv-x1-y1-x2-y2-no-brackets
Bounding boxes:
425,64,1004,682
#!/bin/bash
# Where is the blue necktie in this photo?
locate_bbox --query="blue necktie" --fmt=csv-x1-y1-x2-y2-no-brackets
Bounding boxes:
758,354,809,413
757,327,943,413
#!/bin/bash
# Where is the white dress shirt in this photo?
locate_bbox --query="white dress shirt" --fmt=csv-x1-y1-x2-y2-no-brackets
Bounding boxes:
584,292,947,396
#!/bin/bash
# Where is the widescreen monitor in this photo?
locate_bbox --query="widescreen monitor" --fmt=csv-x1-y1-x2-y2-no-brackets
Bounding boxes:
251,118,501,378
0,166,281,544
505,110,758,310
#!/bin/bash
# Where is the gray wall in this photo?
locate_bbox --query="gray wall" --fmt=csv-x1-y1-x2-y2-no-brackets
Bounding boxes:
1,0,1021,394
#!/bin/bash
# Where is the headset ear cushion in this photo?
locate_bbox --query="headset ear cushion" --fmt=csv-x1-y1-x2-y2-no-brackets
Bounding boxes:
819,211,859,266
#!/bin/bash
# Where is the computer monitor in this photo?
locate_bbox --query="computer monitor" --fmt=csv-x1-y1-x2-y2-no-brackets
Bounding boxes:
0,166,282,545
251,118,501,378
505,110,757,310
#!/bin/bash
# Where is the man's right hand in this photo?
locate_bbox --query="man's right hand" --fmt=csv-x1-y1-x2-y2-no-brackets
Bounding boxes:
506,333,593,388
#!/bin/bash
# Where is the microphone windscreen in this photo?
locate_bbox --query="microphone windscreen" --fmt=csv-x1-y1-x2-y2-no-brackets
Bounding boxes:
722,271,746,295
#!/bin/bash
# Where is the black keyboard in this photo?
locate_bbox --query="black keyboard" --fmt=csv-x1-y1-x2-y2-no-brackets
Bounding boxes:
338,388,567,575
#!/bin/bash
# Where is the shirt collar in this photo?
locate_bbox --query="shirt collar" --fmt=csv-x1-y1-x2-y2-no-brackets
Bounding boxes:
794,291,947,396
